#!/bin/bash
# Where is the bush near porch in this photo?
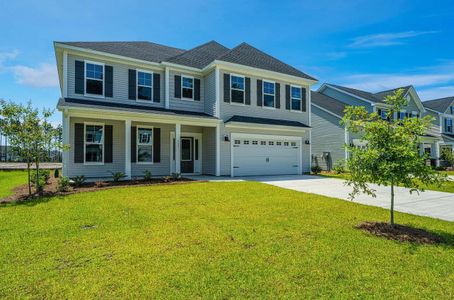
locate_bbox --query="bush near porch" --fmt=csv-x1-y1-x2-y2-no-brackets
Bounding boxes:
0,177,453,298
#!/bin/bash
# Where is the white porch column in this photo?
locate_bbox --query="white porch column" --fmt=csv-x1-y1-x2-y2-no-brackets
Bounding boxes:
62,112,70,177
419,143,425,156
175,123,181,174
215,124,221,176
435,141,441,167
125,120,131,179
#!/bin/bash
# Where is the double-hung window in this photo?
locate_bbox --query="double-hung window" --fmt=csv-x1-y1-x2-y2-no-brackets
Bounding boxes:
137,71,153,101
137,127,153,163
85,62,104,96
446,118,453,133
263,81,275,108
291,86,302,111
230,75,245,104
399,111,406,120
182,76,194,100
85,124,104,164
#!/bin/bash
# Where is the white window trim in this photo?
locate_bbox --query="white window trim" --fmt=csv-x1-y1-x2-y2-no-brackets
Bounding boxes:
230,73,245,105
262,80,276,109
136,69,154,103
136,125,154,165
84,60,105,98
83,122,104,165
181,137,193,162
290,84,302,112
181,75,195,101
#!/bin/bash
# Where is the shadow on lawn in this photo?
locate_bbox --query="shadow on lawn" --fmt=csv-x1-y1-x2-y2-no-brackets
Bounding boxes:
357,221,454,248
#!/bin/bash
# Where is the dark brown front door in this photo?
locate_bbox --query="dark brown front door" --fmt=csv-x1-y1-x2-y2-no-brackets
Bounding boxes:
181,137,194,173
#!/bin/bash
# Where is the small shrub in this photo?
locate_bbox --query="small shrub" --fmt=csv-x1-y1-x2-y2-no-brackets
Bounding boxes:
311,165,322,174
333,160,346,174
143,170,153,181
110,171,126,182
171,173,182,180
95,181,105,188
57,177,71,192
434,166,447,171
54,169,59,178
71,175,86,187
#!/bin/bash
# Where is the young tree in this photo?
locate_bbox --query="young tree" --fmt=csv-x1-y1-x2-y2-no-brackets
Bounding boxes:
341,89,445,226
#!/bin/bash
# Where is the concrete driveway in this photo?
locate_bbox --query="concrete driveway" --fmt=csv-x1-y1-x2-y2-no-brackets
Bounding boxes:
190,175,454,222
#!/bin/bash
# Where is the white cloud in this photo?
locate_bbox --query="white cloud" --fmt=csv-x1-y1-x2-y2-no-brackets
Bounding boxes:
0,50,19,69
349,31,437,48
419,86,454,101
10,63,59,88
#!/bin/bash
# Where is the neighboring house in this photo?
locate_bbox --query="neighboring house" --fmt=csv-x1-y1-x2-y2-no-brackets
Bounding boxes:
422,96,454,163
54,41,317,179
311,84,439,170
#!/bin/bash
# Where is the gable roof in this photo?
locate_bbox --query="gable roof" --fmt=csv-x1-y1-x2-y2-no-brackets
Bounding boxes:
216,42,317,81
423,97,454,113
326,84,415,103
373,86,412,101
56,41,185,63
165,40,229,69
311,91,347,118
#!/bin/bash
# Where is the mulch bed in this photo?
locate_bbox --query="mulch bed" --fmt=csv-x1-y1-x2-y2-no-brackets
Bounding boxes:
1,174,197,204
357,221,444,245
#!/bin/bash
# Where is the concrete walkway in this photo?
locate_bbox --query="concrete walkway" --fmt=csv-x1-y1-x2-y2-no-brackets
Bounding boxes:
189,175,454,222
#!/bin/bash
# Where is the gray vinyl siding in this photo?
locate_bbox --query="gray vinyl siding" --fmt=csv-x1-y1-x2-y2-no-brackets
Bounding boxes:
311,106,345,170
219,124,311,175
204,70,217,116
404,94,420,114
67,117,125,178
169,70,205,113
322,87,373,112
219,69,310,124
67,54,165,108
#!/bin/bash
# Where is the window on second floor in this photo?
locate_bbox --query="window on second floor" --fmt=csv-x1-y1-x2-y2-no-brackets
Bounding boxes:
182,76,194,100
230,75,245,104
137,71,153,101
450,106,454,114
263,80,275,108
85,62,104,96
445,118,453,133
291,86,302,111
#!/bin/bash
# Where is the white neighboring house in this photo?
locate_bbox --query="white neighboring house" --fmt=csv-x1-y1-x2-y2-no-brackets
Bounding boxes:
54,41,317,179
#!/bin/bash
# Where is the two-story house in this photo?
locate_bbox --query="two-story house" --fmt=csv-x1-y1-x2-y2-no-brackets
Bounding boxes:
54,41,317,179
422,96,454,163
311,84,440,170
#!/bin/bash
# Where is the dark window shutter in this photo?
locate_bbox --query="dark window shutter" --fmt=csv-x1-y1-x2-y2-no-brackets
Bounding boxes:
194,78,201,101
128,69,136,100
257,80,263,106
223,73,230,102
174,75,181,98
195,139,199,160
75,61,84,94
105,66,113,98
131,126,136,163
104,125,113,163
153,128,161,163
301,87,307,112
74,123,84,163
285,85,290,110
275,83,280,109
153,73,161,102
245,77,251,105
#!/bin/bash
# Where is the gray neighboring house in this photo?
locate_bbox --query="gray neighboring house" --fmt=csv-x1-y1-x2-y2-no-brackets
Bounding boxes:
311,83,440,170
54,40,317,179
422,96,454,161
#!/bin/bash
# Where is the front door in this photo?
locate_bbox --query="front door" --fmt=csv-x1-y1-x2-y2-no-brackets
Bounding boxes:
181,137,194,173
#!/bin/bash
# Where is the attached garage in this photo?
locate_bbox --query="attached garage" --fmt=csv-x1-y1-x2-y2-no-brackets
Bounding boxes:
231,133,302,176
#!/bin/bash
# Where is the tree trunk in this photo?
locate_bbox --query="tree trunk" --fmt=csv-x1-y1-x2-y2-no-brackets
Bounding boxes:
390,182,395,226
27,158,31,196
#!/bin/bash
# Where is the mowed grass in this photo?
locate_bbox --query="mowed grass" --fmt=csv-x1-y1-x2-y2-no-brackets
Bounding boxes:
0,181,453,299
0,170,28,198
318,172,454,193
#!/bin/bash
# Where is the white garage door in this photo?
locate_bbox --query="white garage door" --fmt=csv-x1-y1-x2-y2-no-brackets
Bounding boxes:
232,135,301,176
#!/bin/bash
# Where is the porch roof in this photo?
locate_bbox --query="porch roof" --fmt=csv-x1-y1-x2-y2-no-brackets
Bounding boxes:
226,115,310,128
58,98,218,119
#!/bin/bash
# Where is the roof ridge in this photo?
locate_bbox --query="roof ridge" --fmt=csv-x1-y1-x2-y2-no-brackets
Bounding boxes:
424,96,454,102
56,40,186,52
166,40,228,61
374,85,413,94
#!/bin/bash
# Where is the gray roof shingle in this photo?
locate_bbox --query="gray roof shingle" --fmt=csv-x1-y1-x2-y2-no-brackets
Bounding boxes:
165,40,229,69
311,91,347,118
217,43,317,81
423,97,454,113
56,41,185,63
328,84,413,103
226,115,309,128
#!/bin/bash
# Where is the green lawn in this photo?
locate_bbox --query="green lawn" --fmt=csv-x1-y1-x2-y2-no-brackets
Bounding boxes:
0,178,453,298
0,170,28,199
318,172,454,193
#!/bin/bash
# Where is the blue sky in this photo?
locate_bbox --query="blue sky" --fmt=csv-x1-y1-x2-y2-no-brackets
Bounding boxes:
0,0,453,124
